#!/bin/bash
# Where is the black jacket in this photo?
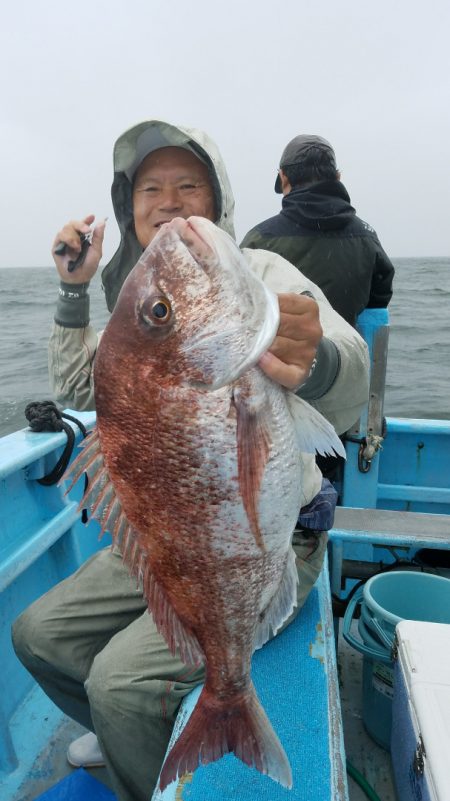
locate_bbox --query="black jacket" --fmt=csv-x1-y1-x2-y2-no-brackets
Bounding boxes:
241,181,394,327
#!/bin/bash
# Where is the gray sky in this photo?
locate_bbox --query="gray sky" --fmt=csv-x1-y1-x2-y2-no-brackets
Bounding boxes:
1,0,449,268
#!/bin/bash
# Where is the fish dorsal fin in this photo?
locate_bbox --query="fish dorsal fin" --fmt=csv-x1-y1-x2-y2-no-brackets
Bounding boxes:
231,373,272,552
285,392,346,458
62,427,204,667
253,547,298,651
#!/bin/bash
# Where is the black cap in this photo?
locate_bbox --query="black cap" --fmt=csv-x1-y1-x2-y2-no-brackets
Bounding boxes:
274,134,336,193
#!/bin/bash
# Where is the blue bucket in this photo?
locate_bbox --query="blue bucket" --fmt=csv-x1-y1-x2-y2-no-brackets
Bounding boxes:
343,571,450,750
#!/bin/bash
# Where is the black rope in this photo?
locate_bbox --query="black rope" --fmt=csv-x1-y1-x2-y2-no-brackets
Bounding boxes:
25,401,89,522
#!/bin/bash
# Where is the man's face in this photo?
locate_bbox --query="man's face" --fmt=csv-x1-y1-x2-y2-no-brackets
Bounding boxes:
132,147,216,248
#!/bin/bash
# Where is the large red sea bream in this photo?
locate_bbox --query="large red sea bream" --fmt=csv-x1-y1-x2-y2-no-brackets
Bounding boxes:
64,216,344,790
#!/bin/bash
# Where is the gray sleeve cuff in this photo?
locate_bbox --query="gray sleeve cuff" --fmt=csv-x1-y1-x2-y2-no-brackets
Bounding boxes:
55,281,90,328
296,337,341,400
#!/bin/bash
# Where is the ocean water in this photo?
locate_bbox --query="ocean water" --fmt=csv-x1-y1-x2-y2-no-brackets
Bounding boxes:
0,258,449,438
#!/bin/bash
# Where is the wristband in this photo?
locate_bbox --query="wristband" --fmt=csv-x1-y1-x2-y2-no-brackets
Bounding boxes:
55,281,90,328
58,281,90,299
297,338,340,400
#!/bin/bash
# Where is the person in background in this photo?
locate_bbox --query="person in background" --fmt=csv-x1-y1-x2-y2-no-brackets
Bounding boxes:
241,134,395,328
12,120,369,801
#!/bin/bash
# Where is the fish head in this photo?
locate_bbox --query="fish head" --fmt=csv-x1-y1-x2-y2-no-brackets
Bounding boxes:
99,216,279,390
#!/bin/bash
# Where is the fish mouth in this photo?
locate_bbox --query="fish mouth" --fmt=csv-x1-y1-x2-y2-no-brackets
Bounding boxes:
174,217,280,390
158,217,218,269
169,217,213,251
182,217,210,244
153,216,280,390
154,219,176,230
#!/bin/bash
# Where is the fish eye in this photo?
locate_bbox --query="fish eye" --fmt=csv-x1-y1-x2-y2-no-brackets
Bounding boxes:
152,301,170,320
139,296,172,327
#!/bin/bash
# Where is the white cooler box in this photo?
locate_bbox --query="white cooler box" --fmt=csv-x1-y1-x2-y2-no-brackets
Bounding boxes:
391,620,450,801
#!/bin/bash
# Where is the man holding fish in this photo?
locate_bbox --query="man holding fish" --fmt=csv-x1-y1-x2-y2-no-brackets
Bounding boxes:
12,120,369,801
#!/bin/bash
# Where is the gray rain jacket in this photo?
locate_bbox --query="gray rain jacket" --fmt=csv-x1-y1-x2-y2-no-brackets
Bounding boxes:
49,119,369,507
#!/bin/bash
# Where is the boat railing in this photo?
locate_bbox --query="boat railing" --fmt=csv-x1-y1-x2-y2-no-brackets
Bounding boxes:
0,411,106,793
342,308,450,515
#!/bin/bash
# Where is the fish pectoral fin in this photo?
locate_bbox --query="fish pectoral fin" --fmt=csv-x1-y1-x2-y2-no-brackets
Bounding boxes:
62,425,119,538
159,682,292,791
62,426,103,496
254,547,299,650
286,392,346,458
232,376,272,551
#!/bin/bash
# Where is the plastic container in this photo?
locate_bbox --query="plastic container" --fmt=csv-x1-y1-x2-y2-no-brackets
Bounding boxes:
392,621,450,801
343,571,450,750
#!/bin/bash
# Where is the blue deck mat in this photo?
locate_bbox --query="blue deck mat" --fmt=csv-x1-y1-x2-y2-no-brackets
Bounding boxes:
152,567,343,800
34,769,117,801
181,584,334,800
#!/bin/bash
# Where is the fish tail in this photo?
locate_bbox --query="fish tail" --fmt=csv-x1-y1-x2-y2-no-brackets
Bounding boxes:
159,681,292,790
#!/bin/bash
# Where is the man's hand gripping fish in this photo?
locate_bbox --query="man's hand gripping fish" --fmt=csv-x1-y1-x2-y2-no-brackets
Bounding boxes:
63,216,345,791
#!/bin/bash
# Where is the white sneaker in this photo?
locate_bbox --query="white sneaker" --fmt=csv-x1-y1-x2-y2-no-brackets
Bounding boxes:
67,731,105,767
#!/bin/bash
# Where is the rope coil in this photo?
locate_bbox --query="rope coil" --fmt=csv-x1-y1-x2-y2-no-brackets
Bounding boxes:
24,401,89,521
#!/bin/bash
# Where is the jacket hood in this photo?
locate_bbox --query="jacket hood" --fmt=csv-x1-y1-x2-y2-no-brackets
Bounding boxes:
281,180,355,233
101,120,236,311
